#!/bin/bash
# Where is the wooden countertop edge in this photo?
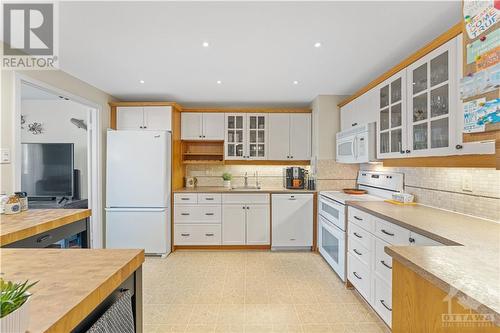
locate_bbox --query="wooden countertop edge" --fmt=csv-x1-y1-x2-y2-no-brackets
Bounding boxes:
46,249,145,333
346,202,460,246
385,247,500,325
0,209,92,246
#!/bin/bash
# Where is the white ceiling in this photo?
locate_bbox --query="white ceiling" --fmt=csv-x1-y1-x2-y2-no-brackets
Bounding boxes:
59,1,461,107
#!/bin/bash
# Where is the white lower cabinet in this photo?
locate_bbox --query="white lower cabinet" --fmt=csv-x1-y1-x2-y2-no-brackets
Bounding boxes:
271,194,313,248
347,206,444,328
222,194,270,245
173,193,223,246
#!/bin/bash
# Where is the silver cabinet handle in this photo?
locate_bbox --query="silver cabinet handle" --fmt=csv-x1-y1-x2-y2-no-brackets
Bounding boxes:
353,272,362,280
246,206,250,209
181,198,190,201
380,260,392,270
205,213,215,216
205,233,214,236
36,234,52,243
409,237,415,244
353,216,363,221
353,232,362,238
205,197,214,201
242,206,246,209
181,213,190,216
353,249,362,256
381,229,395,236
380,300,392,312
289,196,296,200
181,233,190,236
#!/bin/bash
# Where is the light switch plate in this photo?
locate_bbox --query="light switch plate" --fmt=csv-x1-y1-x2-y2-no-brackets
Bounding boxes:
0,149,10,164
462,174,473,192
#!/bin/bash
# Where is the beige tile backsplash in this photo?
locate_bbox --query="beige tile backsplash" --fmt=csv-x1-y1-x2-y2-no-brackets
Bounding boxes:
186,161,500,221
186,165,309,188
361,164,500,221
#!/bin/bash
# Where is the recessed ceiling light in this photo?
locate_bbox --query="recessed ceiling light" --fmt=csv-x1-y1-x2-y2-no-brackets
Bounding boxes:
202,41,209,47
293,80,299,85
314,42,322,48
139,80,145,84
216,80,222,84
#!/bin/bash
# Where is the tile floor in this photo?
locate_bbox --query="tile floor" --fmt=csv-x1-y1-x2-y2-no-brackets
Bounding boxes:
143,251,389,333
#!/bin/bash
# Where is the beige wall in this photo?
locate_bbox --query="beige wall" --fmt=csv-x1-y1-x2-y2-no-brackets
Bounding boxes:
311,95,359,190
1,69,116,246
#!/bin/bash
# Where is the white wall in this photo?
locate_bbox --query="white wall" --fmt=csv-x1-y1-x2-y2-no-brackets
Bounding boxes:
21,100,89,198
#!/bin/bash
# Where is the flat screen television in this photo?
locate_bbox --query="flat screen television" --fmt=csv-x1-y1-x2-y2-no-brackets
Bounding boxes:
21,143,74,197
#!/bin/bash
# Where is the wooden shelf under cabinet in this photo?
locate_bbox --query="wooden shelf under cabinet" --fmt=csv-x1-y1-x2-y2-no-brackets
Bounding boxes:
181,140,224,164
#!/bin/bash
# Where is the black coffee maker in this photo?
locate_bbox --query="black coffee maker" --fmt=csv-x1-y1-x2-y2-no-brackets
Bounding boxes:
283,167,306,189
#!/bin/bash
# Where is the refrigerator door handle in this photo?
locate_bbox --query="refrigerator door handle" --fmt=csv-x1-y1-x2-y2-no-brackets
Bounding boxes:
105,208,166,212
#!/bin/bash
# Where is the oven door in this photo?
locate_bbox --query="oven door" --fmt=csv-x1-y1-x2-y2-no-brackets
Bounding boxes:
336,135,357,164
319,215,346,281
319,195,345,231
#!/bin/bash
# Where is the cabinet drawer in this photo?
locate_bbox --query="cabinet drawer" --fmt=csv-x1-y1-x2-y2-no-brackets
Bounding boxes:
174,205,221,223
347,253,371,301
348,221,373,250
373,275,392,327
198,193,222,204
374,237,393,284
222,193,269,204
174,193,198,204
348,207,374,232
375,218,410,245
410,232,443,246
174,224,221,245
348,237,371,267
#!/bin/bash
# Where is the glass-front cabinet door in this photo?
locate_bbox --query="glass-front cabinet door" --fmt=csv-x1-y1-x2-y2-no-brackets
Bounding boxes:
225,114,246,159
407,39,456,157
377,70,406,158
246,114,267,159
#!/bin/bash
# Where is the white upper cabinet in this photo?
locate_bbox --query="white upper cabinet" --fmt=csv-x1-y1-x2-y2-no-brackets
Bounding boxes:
268,114,290,160
290,114,311,160
406,39,457,157
181,112,224,140
202,113,225,140
225,113,267,160
143,106,172,131
377,70,407,159
117,106,171,131
268,113,311,160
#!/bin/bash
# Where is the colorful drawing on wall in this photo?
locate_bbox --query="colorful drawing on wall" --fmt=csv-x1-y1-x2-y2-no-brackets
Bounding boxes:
476,46,500,70
465,2,498,39
463,98,487,132
460,62,500,99
464,0,494,18
466,28,500,64
476,98,500,127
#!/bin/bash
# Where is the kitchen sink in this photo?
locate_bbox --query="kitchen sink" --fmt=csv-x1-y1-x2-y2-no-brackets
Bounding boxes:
231,186,262,191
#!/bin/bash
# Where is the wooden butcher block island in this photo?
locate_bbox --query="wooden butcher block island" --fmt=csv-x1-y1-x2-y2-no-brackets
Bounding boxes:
0,248,144,333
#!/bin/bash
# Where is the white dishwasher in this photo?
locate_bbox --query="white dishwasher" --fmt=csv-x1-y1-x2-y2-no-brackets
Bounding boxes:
271,193,313,250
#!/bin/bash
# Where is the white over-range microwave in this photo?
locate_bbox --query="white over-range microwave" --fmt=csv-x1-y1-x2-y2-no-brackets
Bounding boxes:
336,122,377,164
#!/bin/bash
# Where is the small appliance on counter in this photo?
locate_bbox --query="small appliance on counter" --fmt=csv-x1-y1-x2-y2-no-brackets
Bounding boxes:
283,167,306,189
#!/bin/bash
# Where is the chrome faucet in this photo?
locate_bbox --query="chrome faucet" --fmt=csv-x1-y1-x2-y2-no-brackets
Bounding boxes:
244,172,248,187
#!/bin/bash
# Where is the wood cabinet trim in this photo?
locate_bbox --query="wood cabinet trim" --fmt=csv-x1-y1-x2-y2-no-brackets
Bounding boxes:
182,107,311,113
338,22,462,108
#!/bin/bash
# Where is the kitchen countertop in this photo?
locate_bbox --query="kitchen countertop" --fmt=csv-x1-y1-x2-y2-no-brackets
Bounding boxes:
0,209,91,246
0,248,144,333
174,186,317,193
347,201,500,325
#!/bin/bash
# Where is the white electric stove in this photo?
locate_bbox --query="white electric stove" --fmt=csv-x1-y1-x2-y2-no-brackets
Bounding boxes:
318,171,403,281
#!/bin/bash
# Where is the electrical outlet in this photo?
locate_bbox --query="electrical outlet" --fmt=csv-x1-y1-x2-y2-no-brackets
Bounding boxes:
462,174,473,192
0,149,10,164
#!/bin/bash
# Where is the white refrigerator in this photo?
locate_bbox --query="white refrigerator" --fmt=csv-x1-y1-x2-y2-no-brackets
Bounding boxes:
105,130,171,255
